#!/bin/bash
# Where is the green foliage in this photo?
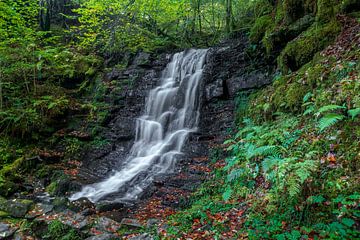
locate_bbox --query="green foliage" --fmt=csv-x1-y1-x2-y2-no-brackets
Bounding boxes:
318,113,345,131
45,220,82,240
249,15,272,43
348,108,360,119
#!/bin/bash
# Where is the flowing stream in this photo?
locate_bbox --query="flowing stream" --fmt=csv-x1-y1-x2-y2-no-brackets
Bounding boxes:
70,49,208,203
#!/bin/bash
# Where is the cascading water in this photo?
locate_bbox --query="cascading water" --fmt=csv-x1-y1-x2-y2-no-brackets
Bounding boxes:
70,49,208,203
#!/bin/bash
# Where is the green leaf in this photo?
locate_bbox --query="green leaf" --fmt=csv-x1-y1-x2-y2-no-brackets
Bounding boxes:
318,113,345,131
341,218,355,227
303,92,313,103
317,105,346,114
222,187,232,201
348,108,360,119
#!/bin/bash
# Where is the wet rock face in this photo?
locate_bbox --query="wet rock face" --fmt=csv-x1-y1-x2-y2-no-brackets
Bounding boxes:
203,35,274,101
76,53,171,185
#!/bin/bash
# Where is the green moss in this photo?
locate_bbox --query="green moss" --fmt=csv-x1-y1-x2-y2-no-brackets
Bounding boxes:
45,181,58,196
278,21,341,73
262,14,315,55
316,0,339,23
249,15,273,43
0,210,9,218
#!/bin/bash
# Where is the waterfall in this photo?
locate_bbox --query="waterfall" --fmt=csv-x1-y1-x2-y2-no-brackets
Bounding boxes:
70,49,208,203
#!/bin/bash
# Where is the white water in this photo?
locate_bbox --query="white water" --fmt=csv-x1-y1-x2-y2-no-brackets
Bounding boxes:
70,49,208,203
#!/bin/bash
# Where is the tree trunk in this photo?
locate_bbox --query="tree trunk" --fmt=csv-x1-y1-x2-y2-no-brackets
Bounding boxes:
225,0,232,34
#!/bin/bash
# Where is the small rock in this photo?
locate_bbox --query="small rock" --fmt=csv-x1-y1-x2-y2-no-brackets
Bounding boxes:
0,223,17,239
61,213,89,229
70,197,95,212
120,218,143,228
146,219,159,228
25,203,53,219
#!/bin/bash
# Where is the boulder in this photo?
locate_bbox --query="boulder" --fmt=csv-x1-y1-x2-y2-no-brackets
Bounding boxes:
95,202,124,212
0,199,33,218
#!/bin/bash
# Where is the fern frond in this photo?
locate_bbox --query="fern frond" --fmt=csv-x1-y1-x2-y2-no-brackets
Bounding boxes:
262,156,283,172
227,169,245,182
222,187,233,201
288,176,301,198
318,113,345,131
303,92,313,103
317,105,346,114
303,105,315,116
252,145,283,159
224,156,239,170
348,108,360,120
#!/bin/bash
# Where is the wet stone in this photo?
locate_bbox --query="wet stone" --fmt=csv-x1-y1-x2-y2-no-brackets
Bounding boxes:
0,199,33,218
0,223,17,239
96,202,124,212
25,203,53,219
146,218,160,228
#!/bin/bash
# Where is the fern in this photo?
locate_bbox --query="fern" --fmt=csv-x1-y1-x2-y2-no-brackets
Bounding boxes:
262,156,283,172
287,160,317,198
348,108,360,120
227,169,245,182
247,145,283,160
288,176,301,198
318,113,345,131
303,92,313,103
303,105,315,116
222,186,233,201
317,105,346,114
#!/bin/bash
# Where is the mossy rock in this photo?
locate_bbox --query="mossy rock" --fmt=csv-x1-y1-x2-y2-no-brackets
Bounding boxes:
0,199,34,218
249,15,273,43
262,14,315,55
278,21,341,72
316,0,339,23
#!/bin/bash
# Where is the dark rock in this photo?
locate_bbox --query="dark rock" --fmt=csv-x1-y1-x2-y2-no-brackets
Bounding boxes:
96,202,124,212
93,217,121,233
25,203,54,219
205,79,224,101
70,197,95,212
133,52,151,67
0,199,33,218
61,212,89,229
226,71,271,96
53,179,82,197
52,197,70,212
146,219,160,228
